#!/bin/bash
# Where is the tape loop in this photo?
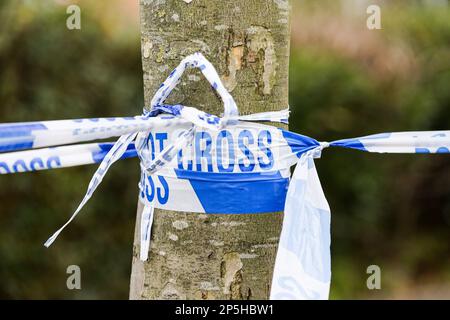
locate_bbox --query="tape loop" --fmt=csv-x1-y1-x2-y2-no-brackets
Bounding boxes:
150,52,239,119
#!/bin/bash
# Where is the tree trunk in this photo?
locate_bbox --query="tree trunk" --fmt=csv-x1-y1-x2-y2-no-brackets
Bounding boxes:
130,0,291,300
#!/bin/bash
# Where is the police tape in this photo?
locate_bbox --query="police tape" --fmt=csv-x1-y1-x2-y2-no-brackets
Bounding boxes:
0,107,288,154
0,52,449,300
0,142,137,173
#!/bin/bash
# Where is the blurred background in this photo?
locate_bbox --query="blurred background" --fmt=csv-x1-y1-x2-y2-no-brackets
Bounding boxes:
0,0,449,299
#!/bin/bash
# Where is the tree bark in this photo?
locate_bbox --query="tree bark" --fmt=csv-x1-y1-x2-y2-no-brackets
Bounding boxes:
130,0,291,300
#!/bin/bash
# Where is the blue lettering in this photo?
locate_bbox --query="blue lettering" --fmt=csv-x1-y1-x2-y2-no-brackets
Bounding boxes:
174,128,274,173
238,130,255,172
258,130,274,170
140,173,145,199
13,160,28,173
145,175,155,202
30,157,45,171
0,162,11,174
145,174,169,204
178,131,193,170
47,156,61,169
216,130,235,172
0,156,63,174
157,176,169,204
195,132,213,172
177,149,193,170
155,132,168,152
146,133,156,160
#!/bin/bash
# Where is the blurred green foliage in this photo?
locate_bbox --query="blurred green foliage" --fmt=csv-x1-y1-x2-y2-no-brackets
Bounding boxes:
0,0,448,299
0,1,143,299
290,1,450,298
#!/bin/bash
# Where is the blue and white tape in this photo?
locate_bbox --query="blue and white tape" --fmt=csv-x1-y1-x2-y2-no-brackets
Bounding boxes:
0,142,136,174
0,52,448,300
150,52,239,120
332,131,450,153
271,149,331,300
136,121,313,214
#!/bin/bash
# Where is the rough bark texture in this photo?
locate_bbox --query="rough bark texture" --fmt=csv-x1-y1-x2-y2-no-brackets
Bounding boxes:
130,0,291,300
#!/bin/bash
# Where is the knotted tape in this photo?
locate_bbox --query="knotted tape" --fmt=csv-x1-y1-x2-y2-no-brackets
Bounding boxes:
0,52,449,300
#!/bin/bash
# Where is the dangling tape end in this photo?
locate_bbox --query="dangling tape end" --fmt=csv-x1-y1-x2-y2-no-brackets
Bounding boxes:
44,232,60,248
139,251,148,262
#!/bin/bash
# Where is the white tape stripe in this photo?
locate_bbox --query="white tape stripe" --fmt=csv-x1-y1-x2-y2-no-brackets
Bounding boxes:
0,116,185,152
140,204,155,261
0,143,136,174
235,108,290,123
44,132,137,247
0,110,290,154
